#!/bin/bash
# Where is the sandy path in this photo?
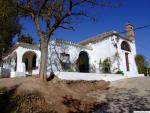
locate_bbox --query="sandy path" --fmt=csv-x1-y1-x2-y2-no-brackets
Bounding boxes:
93,77,150,113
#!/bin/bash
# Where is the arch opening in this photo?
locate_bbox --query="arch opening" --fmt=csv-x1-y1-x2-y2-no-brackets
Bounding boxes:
77,51,89,73
22,51,37,71
32,54,36,68
121,41,131,52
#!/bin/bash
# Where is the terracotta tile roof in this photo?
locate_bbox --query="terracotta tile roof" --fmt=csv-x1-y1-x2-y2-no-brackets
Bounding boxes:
51,38,93,50
79,31,130,45
3,42,40,58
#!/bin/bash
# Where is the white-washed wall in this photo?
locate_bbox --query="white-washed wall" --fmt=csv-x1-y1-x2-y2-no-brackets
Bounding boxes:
47,39,90,74
86,35,138,75
117,38,138,75
15,47,41,74
55,72,143,81
3,46,41,77
86,36,118,73
47,35,138,75
2,35,138,78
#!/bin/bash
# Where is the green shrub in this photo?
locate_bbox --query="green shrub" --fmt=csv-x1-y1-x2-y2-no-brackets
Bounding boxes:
101,58,112,73
66,68,75,72
116,70,124,75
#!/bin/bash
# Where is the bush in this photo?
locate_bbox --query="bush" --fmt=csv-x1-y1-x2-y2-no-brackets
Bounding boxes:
66,68,75,72
100,58,112,73
116,70,124,75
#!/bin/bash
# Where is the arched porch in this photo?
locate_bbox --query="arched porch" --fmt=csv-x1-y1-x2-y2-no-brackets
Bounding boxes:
22,51,37,75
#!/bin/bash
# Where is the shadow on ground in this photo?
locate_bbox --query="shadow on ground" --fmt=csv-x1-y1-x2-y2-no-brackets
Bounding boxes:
63,96,85,113
92,88,150,113
0,85,20,113
0,85,57,113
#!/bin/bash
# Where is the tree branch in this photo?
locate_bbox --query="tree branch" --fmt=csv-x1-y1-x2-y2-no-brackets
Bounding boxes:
59,25,75,31
34,15,43,37
39,0,49,15
71,11,96,21
47,0,73,36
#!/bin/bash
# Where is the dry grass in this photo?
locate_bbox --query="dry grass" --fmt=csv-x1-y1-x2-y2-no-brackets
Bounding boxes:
0,76,109,113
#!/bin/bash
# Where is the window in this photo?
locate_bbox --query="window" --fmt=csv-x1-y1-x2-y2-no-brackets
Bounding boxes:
121,41,131,52
60,53,70,63
60,53,70,70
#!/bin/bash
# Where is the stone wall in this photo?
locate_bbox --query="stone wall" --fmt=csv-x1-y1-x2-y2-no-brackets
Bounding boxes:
0,67,11,78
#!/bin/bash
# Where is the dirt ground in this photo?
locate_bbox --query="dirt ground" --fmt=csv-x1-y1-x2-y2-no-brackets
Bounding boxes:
1,76,150,113
93,77,150,113
0,76,109,113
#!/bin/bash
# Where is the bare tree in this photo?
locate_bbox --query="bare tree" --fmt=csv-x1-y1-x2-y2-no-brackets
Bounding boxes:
11,0,113,82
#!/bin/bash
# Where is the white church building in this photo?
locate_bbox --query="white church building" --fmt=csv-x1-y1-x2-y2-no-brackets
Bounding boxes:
1,23,139,78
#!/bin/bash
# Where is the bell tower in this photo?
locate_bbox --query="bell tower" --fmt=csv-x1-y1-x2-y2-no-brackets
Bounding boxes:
125,23,134,41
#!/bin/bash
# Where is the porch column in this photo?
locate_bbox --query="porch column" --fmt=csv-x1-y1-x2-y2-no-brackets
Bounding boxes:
16,50,25,73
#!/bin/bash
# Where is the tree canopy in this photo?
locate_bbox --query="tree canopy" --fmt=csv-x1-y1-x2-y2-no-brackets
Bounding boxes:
18,34,33,44
0,0,21,63
135,54,149,74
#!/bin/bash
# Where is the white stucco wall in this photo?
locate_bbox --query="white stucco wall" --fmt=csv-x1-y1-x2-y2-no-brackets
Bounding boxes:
55,72,143,81
2,33,138,78
47,35,138,76
85,35,138,75
85,36,117,73
47,39,91,74
15,47,41,75
117,38,138,75
3,45,41,77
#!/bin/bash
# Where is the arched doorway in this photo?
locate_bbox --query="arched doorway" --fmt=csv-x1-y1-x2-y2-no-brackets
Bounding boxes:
77,51,89,73
25,59,28,70
121,41,131,71
32,54,36,68
22,51,37,72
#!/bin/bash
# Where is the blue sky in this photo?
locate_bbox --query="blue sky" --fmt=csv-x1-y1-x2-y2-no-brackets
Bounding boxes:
19,0,150,63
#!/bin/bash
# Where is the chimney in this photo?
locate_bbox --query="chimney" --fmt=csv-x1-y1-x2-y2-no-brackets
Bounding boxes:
125,23,134,41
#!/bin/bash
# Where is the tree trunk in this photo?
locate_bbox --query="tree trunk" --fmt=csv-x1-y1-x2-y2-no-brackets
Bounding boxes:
39,37,49,82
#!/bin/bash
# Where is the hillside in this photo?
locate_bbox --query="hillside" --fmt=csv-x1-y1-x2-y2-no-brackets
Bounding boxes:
0,76,109,113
